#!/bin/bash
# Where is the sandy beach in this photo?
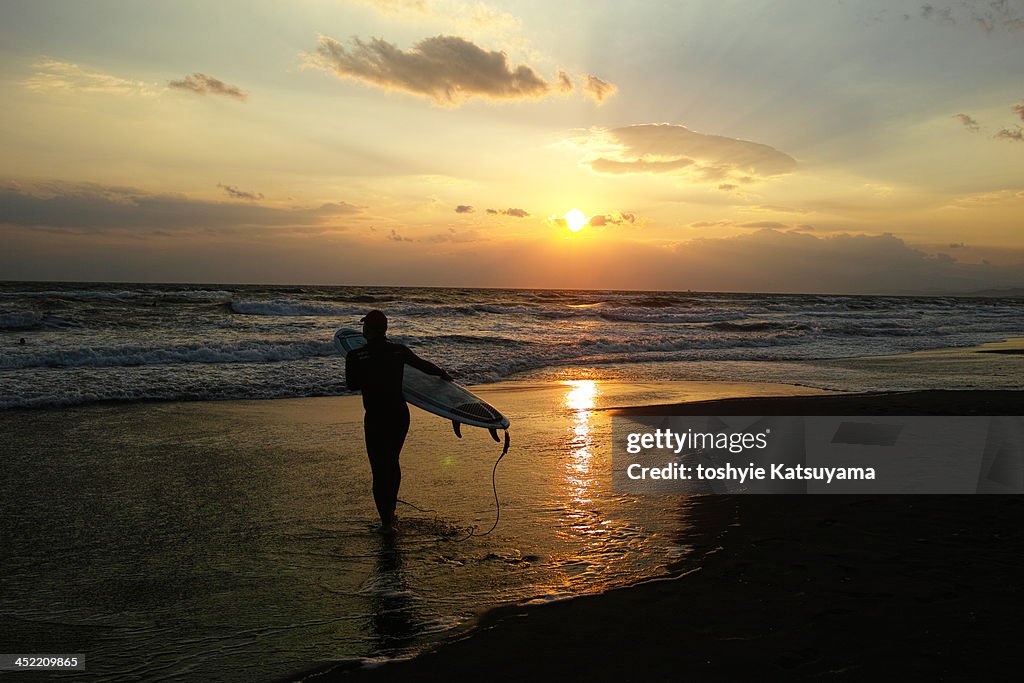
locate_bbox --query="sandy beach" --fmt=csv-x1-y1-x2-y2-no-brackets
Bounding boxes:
301,389,1024,682
2,330,1022,680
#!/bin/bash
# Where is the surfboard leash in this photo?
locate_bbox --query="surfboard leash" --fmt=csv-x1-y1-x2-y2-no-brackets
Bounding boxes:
454,440,508,542
396,428,509,541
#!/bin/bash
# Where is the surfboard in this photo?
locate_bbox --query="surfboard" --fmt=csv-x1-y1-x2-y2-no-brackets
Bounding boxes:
334,329,511,437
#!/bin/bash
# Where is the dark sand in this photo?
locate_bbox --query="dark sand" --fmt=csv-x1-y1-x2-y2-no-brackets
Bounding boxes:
610,388,1024,416
301,390,1024,681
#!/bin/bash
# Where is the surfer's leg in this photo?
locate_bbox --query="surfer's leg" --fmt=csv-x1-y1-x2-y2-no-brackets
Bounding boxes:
364,413,395,529
387,406,410,522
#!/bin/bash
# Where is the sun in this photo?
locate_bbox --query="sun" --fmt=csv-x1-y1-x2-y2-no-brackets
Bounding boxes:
564,208,588,233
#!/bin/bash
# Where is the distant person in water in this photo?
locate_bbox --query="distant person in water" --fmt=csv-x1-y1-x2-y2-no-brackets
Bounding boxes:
345,310,452,535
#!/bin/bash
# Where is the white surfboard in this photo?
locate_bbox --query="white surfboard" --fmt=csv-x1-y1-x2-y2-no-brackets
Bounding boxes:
334,329,510,441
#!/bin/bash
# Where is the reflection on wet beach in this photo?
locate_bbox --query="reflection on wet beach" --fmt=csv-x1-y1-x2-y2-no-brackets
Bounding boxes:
0,379,824,680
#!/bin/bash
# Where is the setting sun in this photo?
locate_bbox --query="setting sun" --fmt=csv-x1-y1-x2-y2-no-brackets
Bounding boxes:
564,209,588,233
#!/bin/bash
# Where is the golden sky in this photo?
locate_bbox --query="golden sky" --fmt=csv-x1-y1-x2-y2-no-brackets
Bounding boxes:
1,0,1023,293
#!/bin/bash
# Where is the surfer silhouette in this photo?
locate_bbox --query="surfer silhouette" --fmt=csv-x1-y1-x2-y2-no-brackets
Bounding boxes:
345,310,452,535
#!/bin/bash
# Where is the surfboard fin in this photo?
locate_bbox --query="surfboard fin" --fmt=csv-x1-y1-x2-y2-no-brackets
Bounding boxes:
488,427,500,443
452,420,462,438
502,430,510,456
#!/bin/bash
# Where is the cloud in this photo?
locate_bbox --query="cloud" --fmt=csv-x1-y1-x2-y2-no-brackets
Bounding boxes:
995,126,1024,142
692,229,1023,293
718,183,738,192
907,1,1024,34
557,70,573,93
1014,103,1024,122
307,34,552,106
217,184,263,201
757,204,812,214
4,214,1022,293
22,59,159,96
582,75,616,104
455,204,475,213
168,73,248,101
576,124,797,184
588,211,637,227
425,227,485,242
689,219,798,230
0,181,359,232
588,158,695,174
948,189,1024,209
486,207,529,217
953,113,980,131
388,229,414,242
921,4,956,25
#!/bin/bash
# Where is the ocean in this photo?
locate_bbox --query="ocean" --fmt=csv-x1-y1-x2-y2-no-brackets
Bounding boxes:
1,282,1021,681
2,282,1022,409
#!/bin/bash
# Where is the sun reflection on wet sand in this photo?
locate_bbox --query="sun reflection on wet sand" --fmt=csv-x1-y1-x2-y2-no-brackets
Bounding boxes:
564,379,599,469
549,378,658,592
562,380,602,528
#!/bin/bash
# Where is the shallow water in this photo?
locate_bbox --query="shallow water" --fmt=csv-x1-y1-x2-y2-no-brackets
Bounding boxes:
0,380,804,681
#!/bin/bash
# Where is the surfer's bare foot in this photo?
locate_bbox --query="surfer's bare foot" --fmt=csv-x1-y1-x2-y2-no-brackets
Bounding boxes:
377,524,396,536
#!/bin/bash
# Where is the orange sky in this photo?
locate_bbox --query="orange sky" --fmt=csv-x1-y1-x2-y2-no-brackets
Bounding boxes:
1,0,1023,293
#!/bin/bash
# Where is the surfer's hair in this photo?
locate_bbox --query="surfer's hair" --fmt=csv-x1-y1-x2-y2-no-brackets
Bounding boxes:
360,309,388,331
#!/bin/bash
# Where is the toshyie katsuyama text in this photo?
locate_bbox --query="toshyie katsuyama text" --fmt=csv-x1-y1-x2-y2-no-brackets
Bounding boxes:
621,426,876,484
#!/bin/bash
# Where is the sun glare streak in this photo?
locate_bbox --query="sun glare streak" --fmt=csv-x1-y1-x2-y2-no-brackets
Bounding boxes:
561,379,604,541
564,380,600,479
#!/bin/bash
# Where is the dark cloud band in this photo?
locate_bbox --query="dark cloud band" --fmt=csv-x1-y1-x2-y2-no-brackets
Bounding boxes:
0,181,358,231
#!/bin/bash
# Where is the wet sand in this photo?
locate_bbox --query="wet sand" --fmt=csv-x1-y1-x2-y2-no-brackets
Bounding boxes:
610,388,1024,416
812,336,1024,388
301,389,1024,681
0,378,827,681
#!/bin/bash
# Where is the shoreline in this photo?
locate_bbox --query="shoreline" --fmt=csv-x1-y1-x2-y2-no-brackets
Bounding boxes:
296,388,1024,681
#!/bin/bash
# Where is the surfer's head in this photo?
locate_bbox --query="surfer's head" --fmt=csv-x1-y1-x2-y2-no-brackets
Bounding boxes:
360,310,388,339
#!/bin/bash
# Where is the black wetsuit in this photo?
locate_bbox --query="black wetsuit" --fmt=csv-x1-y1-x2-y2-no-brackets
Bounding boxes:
345,337,446,525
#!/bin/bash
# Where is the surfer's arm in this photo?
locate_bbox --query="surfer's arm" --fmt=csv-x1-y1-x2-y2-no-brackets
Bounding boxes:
404,347,453,381
345,352,362,390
